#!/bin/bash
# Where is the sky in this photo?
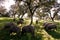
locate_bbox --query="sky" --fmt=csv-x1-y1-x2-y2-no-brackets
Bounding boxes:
1,0,15,11
57,0,60,3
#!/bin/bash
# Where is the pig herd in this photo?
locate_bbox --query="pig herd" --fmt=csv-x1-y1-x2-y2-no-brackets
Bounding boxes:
2,19,57,38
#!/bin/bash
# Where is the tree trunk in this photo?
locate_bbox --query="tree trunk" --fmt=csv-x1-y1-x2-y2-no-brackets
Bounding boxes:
21,13,25,19
13,14,15,21
48,11,54,21
18,14,20,18
26,1,38,25
30,15,33,25
51,17,54,21
13,12,16,21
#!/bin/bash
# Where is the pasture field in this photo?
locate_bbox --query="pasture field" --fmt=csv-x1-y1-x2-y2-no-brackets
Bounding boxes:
0,17,60,40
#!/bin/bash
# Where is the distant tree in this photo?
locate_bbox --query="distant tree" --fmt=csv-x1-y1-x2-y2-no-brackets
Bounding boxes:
0,6,6,13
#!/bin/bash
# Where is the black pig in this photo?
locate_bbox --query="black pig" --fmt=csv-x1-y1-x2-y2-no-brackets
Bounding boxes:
21,25,35,37
43,22,57,31
17,18,24,24
3,22,21,35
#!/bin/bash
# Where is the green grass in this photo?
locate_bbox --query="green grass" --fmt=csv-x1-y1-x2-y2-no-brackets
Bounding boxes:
0,17,60,40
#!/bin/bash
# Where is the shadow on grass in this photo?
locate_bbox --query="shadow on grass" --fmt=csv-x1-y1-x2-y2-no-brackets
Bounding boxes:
0,29,42,40
46,30,60,39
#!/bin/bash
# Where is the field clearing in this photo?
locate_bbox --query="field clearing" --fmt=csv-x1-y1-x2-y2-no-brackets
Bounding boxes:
0,17,60,40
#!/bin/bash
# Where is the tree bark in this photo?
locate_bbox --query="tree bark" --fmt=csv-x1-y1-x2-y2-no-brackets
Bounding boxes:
50,15,54,21
13,14,15,21
30,15,33,25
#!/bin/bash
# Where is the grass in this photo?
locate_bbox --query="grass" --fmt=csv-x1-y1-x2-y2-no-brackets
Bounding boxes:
46,30,60,39
0,17,60,40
